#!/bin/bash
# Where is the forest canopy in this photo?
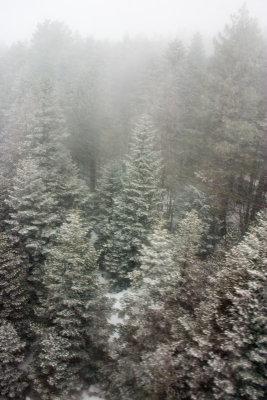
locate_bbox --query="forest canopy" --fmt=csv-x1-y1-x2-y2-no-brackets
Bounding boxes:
0,5,266,400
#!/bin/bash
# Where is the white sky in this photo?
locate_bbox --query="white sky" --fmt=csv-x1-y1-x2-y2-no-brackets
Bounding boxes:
0,0,266,45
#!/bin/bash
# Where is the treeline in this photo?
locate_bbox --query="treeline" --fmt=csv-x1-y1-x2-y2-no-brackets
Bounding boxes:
0,6,266,400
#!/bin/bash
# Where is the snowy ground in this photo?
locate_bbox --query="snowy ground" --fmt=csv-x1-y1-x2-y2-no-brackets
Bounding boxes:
80,384,106,400
106,289,129,341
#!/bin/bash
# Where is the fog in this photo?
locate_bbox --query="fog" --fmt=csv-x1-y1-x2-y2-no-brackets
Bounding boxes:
0,1,266,400
1,0,267,44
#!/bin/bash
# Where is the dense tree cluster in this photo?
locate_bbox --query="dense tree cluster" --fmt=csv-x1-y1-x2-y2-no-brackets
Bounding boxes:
0,6,266,400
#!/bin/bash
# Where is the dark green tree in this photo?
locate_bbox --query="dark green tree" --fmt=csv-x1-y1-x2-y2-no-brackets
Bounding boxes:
102,115,163,287
6,80,88,264
0,232,29,334
31,211,111,399
0,321,27,400
205,6,266,235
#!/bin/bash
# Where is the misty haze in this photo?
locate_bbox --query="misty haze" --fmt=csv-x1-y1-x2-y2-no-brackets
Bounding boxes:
0,1,266,400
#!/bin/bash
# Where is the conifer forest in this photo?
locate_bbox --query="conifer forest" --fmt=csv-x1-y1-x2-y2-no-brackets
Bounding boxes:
0,4,266,400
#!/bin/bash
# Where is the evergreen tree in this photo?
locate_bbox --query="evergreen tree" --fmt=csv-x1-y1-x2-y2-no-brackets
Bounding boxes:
0,321,27,399
106,212,204,399
159,211,267,400
130,220,174,291
208,211,267,399
30,328,83,400
31,211,111,399
6,80,88,264
173,210,203,265
103,115,162,287
94,161,124,253
0,174,10,231
175,186,220,255
0,232,29,334
206,6,266,235
6,156,59,262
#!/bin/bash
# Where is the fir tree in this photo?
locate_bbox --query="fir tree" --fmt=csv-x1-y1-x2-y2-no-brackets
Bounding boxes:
130,220,174,291
206,6,266,235
6,80,88,275
6,156,59,262
103,115,162,287
0,321,27,400
175,185,220,255
31,211,111,399
160,211,267,400
0,231,29,334
0,173,10,231
106,212,204,399
209,211,267,399
30,328,82,400
93,161,124,253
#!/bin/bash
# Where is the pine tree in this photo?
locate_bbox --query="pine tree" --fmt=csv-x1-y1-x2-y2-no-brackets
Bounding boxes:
0,173,10,231
94,161,124,253
209,211,267,399
175,185,220,255
106,212,204,399
206,6,266,235
173,210,203,265
31,211,111,399
163,211,267,400
0,232,29,334
130,220,174,291
102,115,162,287
30,328,83,400
0,321,27,400
6,80,88,264
6,156,59,262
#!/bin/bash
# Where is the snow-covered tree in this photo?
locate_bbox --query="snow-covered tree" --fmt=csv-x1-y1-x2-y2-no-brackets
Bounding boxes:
173,210,203,265
154,211,267,400
175,185,220,255
30,328,83,400
7,156,59,262
6,79,89,290
31,211,111,399
0,173,10,231
102,115,163,287
0,232,29,334
209,211,267,399
0,321,27,399
93,161,124,254
106,212,204,399
130,220,174,286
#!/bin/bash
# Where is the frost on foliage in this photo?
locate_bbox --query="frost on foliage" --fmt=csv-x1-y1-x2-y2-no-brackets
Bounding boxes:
173,210,203,265
6,80,88,265
6,156,59,260
32,211,111,399
105,211,208,400
102,115,163,287
30,328,83,400
169,211,267,400
0,321,27,400
210,211,267,400
175,184,220,254
0,231,29,331
130,219,175,292
93,161,123,250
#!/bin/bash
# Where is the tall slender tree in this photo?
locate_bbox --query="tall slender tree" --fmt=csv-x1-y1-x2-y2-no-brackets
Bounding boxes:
102,115,163,287
6,80,88,264
205,6,266,235
0,321,27,400
31,211,111,399
0,232,29,334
